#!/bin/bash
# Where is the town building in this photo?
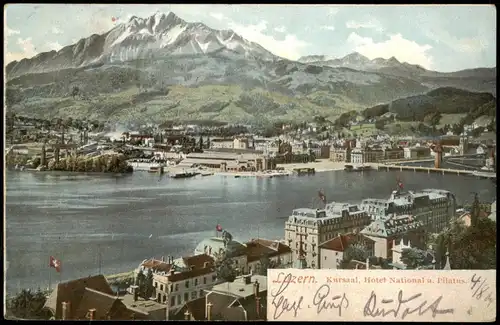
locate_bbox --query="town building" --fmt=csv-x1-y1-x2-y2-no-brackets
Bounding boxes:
389,238,412,269
383,147,405,160
178,151,276,171
209,138,235,150
244,238,293,273
43,275,156,320
360,189,457,231
330,146,351,163
193,234,292,275
360,214,426,259
121,291,169,320
350,141,385,164
134,254,216,313
403,145,431,159
204,275,267,321
194,236,248,272
319,233,375,269
285,202,372,269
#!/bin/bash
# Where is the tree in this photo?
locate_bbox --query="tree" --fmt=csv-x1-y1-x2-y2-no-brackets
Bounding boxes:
375,119,385,130
198,136,203,151
214,251,237,283
135,269,146,297
339,244,369,269
434,214,496,270
257,254,271,276
6,288,48,319
144,269,154,299
71,86,80,99
401,247,433,269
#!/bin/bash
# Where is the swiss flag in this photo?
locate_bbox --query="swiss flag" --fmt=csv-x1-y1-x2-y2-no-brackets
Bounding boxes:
49,256,61,272
216,224,223,232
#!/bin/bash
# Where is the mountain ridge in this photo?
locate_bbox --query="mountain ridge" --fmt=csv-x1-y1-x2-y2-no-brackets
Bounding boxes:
5,11,497,124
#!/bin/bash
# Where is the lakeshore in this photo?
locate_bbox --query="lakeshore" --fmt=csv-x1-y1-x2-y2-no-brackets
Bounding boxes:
277,159,346,172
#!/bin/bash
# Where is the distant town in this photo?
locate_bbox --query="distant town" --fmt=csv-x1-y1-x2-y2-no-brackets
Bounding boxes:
5,114,497,178
5,114,497,320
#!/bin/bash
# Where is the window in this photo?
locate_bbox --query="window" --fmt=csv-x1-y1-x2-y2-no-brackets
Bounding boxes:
191,291,197,299
195,278,198,286
199,290,204,297
175,284,179,291
171,296,176,307
163,295,167,303
184,293,189,302
203,277,207,285
212,275,217,281
160,284,164,291
154,282,158,288
185,280,189,288
177,295,181,305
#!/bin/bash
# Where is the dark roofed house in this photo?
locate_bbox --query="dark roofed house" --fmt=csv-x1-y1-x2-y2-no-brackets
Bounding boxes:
245,239,293,273
43,275,134,320
204,274,267,321
172,297,206,320
319,233,375,269
182,254,215,270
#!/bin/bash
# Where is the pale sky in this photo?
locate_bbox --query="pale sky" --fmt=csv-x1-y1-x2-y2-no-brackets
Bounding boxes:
4,4,496,72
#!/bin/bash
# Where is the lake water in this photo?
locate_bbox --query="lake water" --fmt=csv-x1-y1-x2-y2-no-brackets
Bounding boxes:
5,170,496,294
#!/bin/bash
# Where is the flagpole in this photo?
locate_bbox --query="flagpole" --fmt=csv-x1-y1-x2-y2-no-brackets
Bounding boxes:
49,265,52,292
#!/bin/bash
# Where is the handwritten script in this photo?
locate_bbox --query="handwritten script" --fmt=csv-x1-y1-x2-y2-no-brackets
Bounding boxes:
267,269,496,322
470,273,495,308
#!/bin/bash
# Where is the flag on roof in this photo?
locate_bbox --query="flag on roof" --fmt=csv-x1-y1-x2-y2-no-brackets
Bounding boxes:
216,224,223,232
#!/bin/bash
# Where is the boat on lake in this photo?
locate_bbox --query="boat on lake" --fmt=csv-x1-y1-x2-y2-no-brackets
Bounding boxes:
170,171,198,179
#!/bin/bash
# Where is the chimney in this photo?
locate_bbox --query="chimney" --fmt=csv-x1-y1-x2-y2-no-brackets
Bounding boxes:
88,308,96,320
366,257,370,270
244,275,252,285
206,302,213,321
203,262,209,269
62,301,71,320
161,256,165,262
255,295,261,319
190,265,195,271
253,280,260,297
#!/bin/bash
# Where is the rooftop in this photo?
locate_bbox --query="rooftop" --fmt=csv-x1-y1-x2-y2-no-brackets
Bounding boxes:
319,233,374,251
361,214,425,238
140,259,172,273
44,275,115,319
244,239,291,263
210,275,268,299
121,294,166,313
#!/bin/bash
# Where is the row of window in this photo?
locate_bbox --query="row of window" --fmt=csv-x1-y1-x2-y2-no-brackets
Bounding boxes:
154,275,217,293
169,290,206,307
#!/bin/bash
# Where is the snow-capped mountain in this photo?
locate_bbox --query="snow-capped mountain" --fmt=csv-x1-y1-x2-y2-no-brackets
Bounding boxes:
6,12,277,78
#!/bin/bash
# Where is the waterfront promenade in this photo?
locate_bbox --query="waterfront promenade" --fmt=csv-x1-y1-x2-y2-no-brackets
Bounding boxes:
277,159,346,172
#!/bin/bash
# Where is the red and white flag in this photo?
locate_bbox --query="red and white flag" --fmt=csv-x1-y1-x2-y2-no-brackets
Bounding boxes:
49,256,61,272
216,224,223,232
397,177,404,189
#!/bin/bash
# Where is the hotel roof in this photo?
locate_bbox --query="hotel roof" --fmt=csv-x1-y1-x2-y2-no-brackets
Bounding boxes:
361,214,425,238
